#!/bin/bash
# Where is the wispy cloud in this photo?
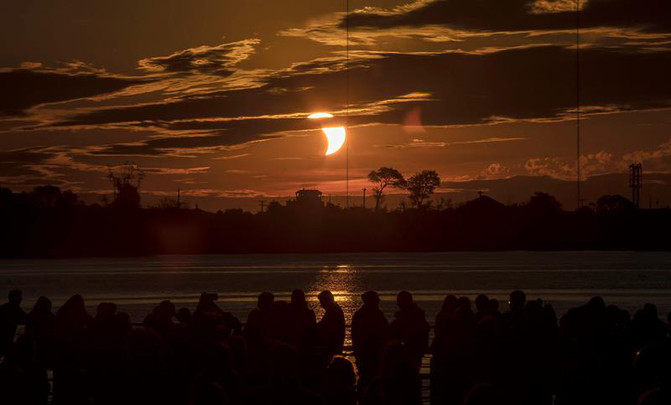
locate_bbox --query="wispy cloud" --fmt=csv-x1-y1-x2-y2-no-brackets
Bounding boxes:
138,39,261,76
382,136,527,149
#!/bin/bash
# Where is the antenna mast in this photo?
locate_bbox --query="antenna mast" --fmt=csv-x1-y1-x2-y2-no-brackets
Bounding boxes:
576,0,581,208
345,0,350,208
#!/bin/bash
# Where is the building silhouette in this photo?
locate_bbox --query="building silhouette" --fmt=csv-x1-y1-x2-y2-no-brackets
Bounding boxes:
287,189,324,210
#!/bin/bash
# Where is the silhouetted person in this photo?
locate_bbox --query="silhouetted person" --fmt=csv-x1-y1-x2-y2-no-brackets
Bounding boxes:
243,343,320,405
462,383,497,405
431,304,477,405
317,290,345,356
89,302,127,405
177,307,192,326
119,328,171,405
245,291,274,342
557,296,633,405
435,295,458,338
26,296,55,337
475,294,490,322
501,290,528,354
321,357,357,405
0,334,50,405
7,287,671,405
638,388,671,405
629,303,667,350
52,294,92,405
189,378,230,405
361,341,422,405
0,289,27,359
457,296,472,311
144,299,177,336
389,291,429,367
25,296,56,367
488,299,500,318
268,300,292,343
194,292,241,338
288,289,317,351
352,290,389,390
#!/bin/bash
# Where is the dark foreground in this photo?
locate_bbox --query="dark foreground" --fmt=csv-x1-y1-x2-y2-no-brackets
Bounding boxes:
1,288,670,405
3,186,671,257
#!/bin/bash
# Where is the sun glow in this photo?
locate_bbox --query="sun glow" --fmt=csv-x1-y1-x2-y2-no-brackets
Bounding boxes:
323,126,346,156
308,112,346,156
308,112,334,119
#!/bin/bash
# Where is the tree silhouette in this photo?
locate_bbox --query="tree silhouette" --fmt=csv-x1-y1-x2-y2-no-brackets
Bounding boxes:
596,194,636,213
28,185,79,208
527,192,562,216
368,167,406,211
405,170,440,208
107,162,144,209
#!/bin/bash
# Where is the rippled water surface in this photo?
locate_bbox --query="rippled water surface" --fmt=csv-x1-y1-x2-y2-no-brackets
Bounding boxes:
2,251,671,322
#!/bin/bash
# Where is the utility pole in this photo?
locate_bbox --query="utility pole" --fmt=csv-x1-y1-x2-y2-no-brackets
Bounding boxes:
362,188,366,208
259,200,266,213
177,187,181,208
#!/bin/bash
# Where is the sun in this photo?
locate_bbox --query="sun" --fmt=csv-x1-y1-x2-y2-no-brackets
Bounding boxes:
308,112,346,156
308,112,334,119
322,126,346,156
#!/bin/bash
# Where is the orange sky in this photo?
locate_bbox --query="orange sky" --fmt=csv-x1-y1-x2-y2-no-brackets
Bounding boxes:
2,0,671,210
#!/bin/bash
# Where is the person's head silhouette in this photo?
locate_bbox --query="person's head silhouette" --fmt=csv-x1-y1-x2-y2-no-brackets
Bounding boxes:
509,290,526,311
396,291,414,310
258,291,274,312
318,290,336,309
441,295,457,312
475,294,489,312
644,303,658,318
326,356,356,386
8,289,22,306
177,307,191,324
291,289,307,306
362,291,380,307
33,296,52,313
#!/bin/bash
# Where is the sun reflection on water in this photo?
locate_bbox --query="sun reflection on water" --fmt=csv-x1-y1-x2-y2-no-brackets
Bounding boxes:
308,264,363,324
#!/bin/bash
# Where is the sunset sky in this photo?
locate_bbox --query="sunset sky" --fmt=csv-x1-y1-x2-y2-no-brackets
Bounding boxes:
2,0,671,210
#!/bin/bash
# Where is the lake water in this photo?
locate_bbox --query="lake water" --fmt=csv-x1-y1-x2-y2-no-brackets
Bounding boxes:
2,251,671,323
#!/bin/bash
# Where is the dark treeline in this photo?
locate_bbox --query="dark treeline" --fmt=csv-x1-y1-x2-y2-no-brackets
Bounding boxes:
1,185,670,258
1,289,670,405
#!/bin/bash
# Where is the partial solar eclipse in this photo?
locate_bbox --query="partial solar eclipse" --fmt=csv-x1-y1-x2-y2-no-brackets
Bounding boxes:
322,126,346,156
308,112,346,156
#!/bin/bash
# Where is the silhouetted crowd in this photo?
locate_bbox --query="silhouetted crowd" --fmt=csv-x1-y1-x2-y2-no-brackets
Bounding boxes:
1,288,670,405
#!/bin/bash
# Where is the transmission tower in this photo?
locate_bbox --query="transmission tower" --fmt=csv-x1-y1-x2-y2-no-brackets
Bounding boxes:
629,163,642,209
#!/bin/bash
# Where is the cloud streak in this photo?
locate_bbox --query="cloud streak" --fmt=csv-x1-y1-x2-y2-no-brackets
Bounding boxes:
138,39,261,76
342,0,671,33
0,69,149,116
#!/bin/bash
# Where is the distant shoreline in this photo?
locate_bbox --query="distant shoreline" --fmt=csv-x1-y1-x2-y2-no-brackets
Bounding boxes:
2,186,670,258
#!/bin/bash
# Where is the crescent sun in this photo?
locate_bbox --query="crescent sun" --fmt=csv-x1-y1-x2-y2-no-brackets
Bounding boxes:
322,126,346,156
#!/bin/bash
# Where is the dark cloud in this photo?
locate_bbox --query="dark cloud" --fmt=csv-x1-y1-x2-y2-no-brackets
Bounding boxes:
342,0,671,33
37,46,671,163
0,148,56,178
0,69,148,116
87,128,284,157
58,46,671,137
138,39,260,76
